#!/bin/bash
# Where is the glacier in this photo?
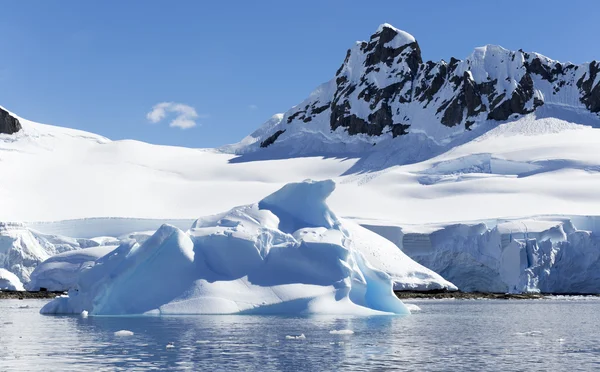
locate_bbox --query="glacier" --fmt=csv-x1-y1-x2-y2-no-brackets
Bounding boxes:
0,222,62,284
0,268,24,291
41,180,451,316
0,221,122,285
359,215,600,294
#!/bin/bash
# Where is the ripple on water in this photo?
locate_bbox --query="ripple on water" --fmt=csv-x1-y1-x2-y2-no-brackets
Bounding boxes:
0,299,600,371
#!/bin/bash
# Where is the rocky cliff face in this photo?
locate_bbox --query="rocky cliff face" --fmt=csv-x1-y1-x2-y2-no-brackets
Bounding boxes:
234,24,600,156
0,107,22,135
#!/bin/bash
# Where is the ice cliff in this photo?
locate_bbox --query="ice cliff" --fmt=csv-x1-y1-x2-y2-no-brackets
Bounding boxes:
362,216,600,293
0,268,24,291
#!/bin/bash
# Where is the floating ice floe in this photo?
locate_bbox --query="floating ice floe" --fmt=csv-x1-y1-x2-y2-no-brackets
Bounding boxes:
285,334,306,340
404,304,422,312
114,330,134,337
329,329,354,335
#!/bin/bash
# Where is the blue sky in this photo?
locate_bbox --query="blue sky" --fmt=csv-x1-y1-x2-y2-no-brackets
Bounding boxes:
1,0,599,148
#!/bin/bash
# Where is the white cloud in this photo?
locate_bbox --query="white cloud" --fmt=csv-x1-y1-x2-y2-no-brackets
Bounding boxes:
146,102,205,129
248,104,258,110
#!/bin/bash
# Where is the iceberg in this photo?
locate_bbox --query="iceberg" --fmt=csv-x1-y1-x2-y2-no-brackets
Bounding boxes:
114,330,134,337
27,245,118,291
40,180,437,316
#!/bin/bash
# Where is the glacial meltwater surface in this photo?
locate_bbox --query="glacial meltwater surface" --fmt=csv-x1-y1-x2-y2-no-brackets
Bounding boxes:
1,298,599,371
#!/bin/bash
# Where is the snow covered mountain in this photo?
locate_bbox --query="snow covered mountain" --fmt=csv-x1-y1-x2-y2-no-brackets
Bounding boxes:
1,24,600,294
231,23,600,163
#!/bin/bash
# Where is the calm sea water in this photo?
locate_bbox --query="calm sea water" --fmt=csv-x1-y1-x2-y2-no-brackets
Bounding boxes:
1,298,599,371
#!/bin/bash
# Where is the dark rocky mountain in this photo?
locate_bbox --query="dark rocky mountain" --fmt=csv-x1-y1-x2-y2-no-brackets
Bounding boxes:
233,24,600,157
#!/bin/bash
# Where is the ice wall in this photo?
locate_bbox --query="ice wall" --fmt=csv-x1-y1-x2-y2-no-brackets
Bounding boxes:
363,216,600,293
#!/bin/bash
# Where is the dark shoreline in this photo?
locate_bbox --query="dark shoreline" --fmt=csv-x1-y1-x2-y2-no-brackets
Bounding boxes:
2,290,600,301
394,290,600,300
0,290,65,299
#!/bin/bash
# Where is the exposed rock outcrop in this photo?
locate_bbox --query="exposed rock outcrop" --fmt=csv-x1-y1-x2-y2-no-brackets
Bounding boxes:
0,107,22,135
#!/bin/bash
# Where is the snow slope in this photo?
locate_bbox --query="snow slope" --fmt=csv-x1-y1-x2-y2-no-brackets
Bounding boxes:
1,107,599,225
41,180,429,315
0,108,358,222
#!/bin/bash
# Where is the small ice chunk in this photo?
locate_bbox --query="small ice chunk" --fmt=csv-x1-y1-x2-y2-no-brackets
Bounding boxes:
114,330,134,337
405,304,421,312
80,310,89,318
285,334,306,340
329,329,354,335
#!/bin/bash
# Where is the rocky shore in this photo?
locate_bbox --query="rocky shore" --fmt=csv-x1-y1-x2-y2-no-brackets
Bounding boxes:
2,290,599,301
395,290,600,300
0,290,65,300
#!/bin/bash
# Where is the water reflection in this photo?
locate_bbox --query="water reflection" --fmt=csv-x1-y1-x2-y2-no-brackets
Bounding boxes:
1,299,600,371
70,314,400,371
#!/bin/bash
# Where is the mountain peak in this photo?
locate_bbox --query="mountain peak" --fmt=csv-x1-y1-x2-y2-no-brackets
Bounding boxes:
373,23,417,48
